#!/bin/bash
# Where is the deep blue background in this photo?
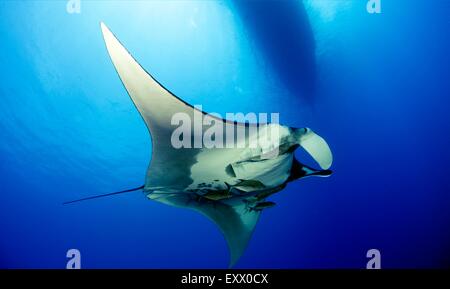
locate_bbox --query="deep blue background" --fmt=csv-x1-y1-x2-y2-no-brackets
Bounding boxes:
0,0,449,268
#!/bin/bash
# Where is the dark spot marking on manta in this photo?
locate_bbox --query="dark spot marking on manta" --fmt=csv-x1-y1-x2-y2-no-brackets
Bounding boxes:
225,164,236,178
286,143,300,153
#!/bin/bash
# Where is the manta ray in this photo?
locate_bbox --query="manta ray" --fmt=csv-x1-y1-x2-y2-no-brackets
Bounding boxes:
66,23,333,267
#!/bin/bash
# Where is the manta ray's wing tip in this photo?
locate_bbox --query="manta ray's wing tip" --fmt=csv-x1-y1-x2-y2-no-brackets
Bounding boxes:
100,22,112,38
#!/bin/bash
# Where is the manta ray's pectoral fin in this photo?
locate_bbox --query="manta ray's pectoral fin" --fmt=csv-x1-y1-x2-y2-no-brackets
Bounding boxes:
197,200,260,268
148,192,260,267
101,22,207,189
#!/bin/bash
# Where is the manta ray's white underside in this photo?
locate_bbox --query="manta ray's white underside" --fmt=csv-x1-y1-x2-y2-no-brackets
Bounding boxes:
100,22,333,267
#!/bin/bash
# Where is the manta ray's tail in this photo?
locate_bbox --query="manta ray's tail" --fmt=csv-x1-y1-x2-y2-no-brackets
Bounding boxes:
63,185,145,205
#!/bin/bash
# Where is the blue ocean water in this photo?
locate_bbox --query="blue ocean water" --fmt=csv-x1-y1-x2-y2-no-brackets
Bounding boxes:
0,0,449,268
